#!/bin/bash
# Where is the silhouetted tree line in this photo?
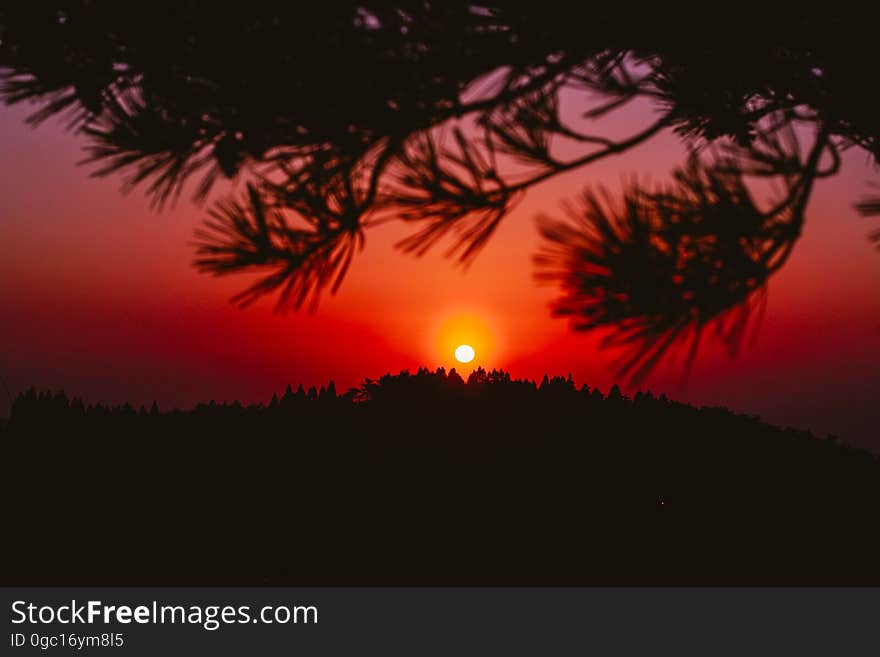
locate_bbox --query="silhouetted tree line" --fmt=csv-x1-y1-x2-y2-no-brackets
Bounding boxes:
2,367,878,585
2,4,879,380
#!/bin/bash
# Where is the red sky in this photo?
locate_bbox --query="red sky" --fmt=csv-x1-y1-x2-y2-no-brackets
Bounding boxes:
2,102,879,450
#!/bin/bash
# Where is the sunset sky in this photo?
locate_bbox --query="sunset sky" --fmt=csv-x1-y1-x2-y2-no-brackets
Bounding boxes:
2,101,879,450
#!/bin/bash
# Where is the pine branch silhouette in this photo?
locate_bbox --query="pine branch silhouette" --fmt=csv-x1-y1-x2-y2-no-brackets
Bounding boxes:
2,4,878,376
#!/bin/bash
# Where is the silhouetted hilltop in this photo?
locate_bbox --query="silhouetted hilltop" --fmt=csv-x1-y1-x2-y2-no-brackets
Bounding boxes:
2,367,879,585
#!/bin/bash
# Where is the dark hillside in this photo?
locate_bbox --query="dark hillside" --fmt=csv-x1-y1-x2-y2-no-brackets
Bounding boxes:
2,368,878,585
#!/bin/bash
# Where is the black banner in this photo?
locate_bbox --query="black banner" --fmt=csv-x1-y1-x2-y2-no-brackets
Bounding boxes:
2,588,878,655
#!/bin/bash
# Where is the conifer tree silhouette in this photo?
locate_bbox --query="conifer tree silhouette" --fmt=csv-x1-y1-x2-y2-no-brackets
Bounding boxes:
4,368,879,585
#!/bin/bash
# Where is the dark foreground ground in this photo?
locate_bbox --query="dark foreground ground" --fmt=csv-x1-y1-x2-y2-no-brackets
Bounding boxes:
2,368,879,585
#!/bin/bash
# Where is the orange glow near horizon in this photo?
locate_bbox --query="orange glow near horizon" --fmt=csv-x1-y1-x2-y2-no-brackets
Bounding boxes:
431,313,498,371
1,101,879,451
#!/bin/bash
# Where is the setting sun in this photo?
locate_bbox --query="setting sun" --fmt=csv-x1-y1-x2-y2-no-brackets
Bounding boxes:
431,313,498,367
455,344,475,363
